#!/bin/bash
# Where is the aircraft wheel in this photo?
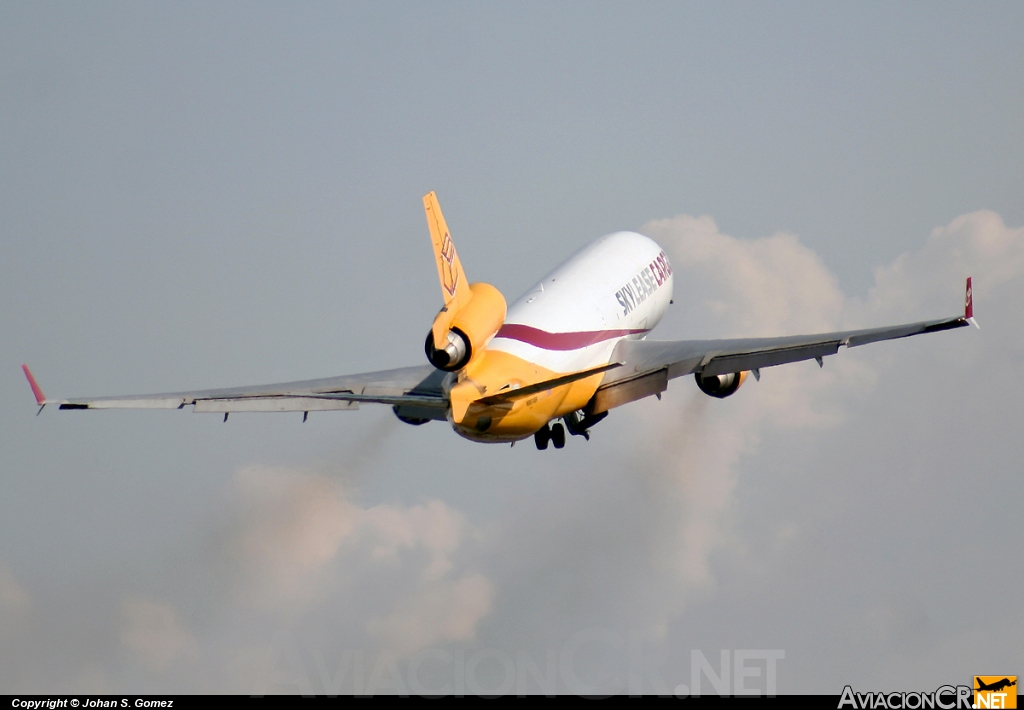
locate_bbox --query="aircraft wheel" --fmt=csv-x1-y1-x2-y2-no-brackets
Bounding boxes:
534,425,550,450
550,423,566,449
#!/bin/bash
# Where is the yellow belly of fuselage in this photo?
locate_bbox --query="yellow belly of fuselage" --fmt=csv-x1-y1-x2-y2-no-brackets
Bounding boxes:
447,349,603,442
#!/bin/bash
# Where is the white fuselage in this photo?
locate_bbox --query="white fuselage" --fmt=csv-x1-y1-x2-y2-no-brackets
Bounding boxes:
488,231,674,370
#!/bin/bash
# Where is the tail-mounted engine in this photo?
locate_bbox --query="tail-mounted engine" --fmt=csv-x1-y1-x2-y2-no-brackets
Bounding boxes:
425,282,506,371
426,328,470,370
695,371,747,399
420,192,507,372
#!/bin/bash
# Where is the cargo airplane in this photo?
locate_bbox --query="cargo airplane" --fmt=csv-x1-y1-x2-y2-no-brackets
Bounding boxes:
23,193,976,450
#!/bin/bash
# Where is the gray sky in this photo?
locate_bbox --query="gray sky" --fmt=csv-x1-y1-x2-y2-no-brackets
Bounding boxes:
2,1,1022,694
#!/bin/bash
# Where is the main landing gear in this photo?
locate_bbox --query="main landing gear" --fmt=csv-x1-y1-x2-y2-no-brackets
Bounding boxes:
533,410,609,450
534,422,565,450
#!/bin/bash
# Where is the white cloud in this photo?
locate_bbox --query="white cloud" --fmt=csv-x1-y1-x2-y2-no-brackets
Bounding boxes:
866,210,1024,321
118,598,198,672
0,563,31,615
226,465,360,610
643,214,845,335
366,572,495,657
216,465,494,668
355,499,468,582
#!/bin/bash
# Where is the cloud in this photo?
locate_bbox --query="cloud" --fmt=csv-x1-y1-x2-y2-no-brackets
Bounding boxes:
0,563,31,615
215,464,495,660
118,599,198,671
866,210,1024,321
0,461,496,693
366,572,495,657
643,214,845,335
223,465,360,611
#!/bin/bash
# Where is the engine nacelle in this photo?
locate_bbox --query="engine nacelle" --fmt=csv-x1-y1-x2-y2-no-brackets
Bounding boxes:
425,328,470,371
425,282,506,371
695,371,747,399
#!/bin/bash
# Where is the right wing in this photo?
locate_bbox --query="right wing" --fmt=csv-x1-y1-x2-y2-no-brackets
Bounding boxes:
590,278,975,413
24,364,450,421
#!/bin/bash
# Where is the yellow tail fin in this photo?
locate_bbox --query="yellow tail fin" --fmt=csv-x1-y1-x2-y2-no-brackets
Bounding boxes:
424,192,473,347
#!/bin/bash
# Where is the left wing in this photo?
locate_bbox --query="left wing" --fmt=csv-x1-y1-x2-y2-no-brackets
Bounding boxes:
591,278,975,412
23,364,450,420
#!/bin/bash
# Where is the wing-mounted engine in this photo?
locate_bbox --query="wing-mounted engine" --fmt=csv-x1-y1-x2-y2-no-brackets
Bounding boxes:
695,371,748,398
425,282,506,371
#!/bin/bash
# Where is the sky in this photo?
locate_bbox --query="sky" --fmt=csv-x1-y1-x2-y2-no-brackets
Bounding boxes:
2,1,1022,695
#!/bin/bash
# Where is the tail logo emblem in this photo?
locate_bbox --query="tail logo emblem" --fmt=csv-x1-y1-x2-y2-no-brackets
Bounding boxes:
440,231,459,298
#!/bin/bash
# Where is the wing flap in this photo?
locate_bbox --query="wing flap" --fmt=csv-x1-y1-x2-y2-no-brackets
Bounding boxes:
193,398,358,413
307,393,448,408
844,317,967,347
590,368,668,413
701,341,842,377
62,397,187,410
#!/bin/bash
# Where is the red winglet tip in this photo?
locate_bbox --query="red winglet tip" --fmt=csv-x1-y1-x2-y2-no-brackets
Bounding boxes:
964,277,974,319
22,364,46,405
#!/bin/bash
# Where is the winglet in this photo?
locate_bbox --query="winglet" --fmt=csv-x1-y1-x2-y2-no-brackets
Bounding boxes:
22,364,48,413
965,277,980,328
424,192,474,348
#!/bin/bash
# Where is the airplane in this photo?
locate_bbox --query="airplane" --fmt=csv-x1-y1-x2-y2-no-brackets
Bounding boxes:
975,678,1016,693
23,192,978,450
